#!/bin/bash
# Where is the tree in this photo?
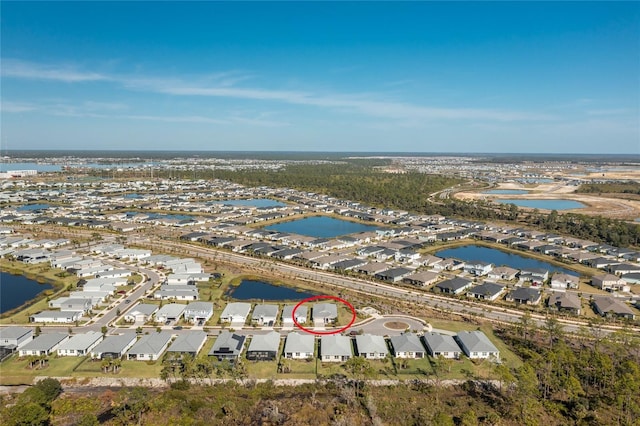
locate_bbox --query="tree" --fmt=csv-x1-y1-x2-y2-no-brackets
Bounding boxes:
4,402,49,426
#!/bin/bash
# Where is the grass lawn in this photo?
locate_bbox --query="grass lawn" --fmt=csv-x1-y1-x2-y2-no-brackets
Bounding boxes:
393,356,435,379
72,358,163,378
316,360,349,378
197,337,216,360
244,359,279,379
428,318,481,333
278,359,316,378
0,355,85,385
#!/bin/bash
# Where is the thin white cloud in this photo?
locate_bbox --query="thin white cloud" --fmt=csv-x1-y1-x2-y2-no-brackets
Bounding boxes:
2,59,109,82
586,108,633,116
1,101,38,113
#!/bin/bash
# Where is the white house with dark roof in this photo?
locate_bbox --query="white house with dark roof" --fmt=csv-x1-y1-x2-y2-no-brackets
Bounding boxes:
467,282,505,302
592,296,636,320
390,333,425,359
57,331,103,356
127,331,173,361
455,331,499,360
435,277,474,295
19,333,69,357
506,287,542,305
422,332,461,359
284,332,315,359
355,334,388,359
209,330,245,361
320,334,352,362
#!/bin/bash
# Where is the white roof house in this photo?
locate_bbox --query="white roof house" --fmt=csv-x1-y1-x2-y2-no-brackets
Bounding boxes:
283,332,315,359
29,310,82,324
313,303,338,324
390,333,425,359
19,333,69,356
422,332,461,359
57,331,103,356
252,304,279,326
124,304,159,323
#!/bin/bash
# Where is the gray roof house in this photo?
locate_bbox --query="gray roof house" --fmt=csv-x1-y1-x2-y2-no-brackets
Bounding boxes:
252,304,279,326
247,331,281,361
0,327,33,349
390,333,425,359
549,292,582,315
592,296,636,320
355,334,388,359
124,304,159,323
127,331,173,361
550,273,580,290
57,331,103,356
320,334,352,362
166,331,207,357
455,331,500,360
313,303,338,324
154,304,186,323
506,287,542,305
29,310,83,324
19,333,69,357
209,330,245,361
402,271,439,287
282,305,308,326
435,277,474,295
422,332,461,359
284,332,315,359
467,282,505,301
183,301,214,324
374,267,414,282
90,333,137,359
219,302,252,324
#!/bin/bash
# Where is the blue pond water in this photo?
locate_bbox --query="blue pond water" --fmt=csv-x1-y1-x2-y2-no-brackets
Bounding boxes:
213,199,287,208
123,193,143,199
484,190,529,195
0,163,61,172
17,204,50,212
435,245,577,276
264,216,379,238
125,212,193,221
0,272,53,314
496,199,585,210
227,279,317,301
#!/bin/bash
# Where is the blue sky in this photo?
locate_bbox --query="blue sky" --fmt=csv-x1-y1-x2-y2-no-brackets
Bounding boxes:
1,1,638,153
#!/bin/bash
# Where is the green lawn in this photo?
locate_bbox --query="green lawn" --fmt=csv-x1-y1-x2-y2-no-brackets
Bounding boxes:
245,359,279,379
278,358,316,378
72,358,163,378
0,355,85,385
392,356,435,379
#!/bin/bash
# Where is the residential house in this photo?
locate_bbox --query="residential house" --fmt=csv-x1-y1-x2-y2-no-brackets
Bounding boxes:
422,332,461,359
57,331,103,356
0,327,33,349
592,296,636,320
455,331,500,360
246,331,281,361
90,333,137,359
550,273,579,290
209,331,245,361
284,332,315,359
355,334,388,359
127,332,173,361
548,292,582,315
19,333,69,357
219,302,252,323
591,274,628,291
487,266,519,281
282,305,308,326
320,334,352,362
402,271,439,287
519,268,549,285
313,303,338,324
183,302,214,324
166,331,207,357
506,287,542,305
252,304,279,327
467,282,505,301
390,333,425,358
463,260,493,276
435,277,474,295
29,310,82,324
124,304,158,323
154,304,186,323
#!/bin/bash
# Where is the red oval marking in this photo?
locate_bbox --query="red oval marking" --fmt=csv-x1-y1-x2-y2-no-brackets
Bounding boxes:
292,295,356,335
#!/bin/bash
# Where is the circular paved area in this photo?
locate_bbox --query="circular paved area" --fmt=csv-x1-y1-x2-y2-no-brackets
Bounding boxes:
357,315,429,336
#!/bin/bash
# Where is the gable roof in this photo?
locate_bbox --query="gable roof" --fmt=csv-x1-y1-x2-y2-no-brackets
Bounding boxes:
284,332,315,354
313,303,338,319
355,334,388,355
423,332,460,354
167,331,207,354
467,282,504,297
21,333,68,351
321,334,352,357
390,333,424,353
455,331,499,353
127,332,172,356
247,331,281,353
210,331,245,354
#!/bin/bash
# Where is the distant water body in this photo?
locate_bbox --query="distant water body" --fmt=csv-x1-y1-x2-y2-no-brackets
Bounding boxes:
496,199,585,210
264,216,379,238
226,279,317,301
0,272,53,314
